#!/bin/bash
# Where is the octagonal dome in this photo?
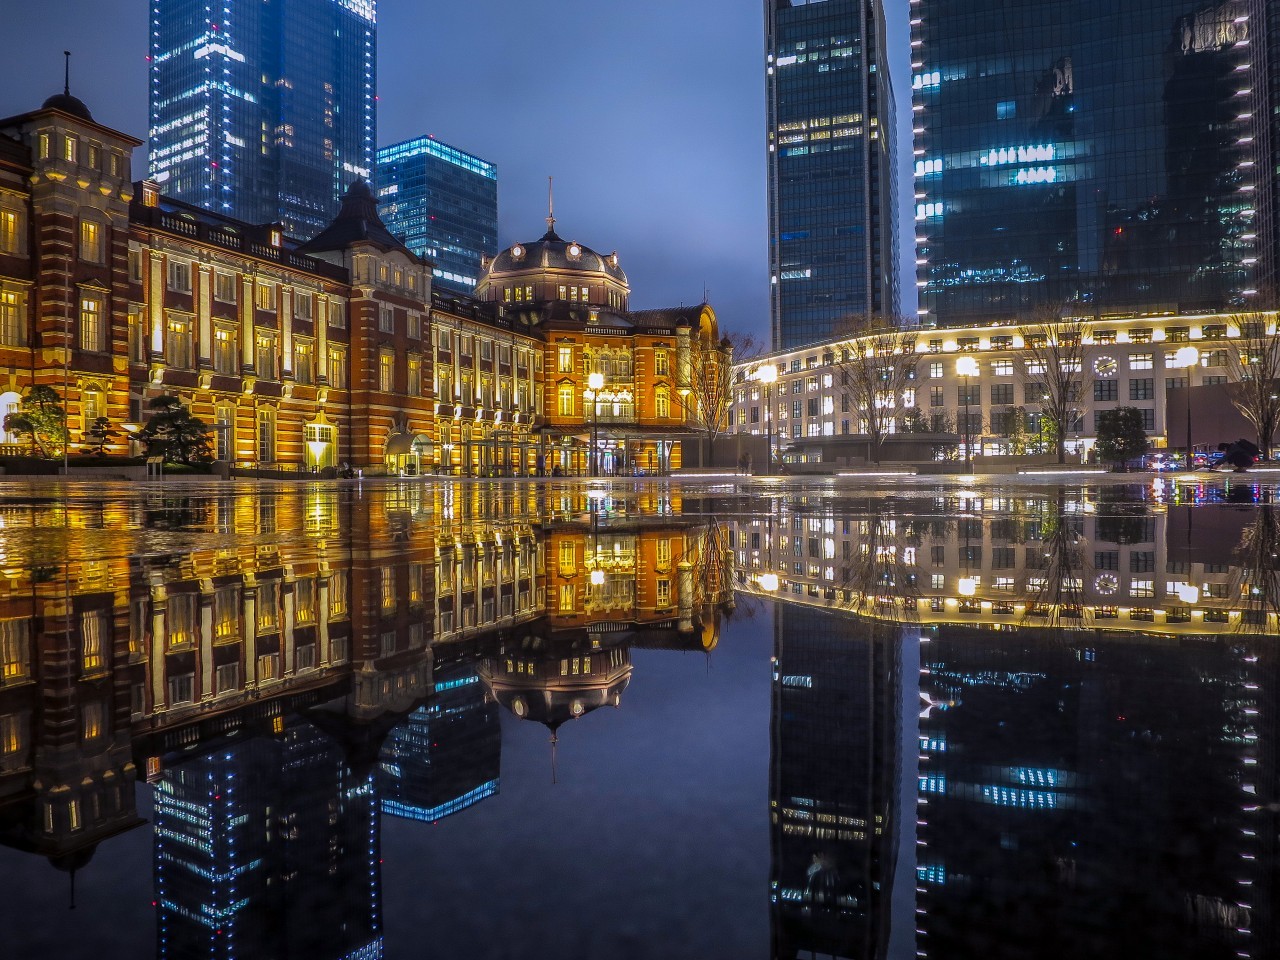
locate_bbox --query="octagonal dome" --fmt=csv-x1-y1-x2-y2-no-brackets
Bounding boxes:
474,219,629,310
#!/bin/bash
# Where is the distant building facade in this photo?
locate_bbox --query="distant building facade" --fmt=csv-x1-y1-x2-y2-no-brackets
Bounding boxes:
147,0,378,240
913,0,1278,327
765,0,899,350
376,136,498,294
730,314,1276,466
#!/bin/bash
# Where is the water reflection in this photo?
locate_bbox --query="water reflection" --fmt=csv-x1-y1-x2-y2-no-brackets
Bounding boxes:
1,479,1279,957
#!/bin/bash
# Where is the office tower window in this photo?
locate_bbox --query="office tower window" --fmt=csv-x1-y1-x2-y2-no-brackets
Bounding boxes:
913,0,1267,326
377,136,497,294
766,0,898,349
148,0,377,238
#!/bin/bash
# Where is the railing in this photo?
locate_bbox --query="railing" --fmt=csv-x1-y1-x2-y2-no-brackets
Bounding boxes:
132,204,349,283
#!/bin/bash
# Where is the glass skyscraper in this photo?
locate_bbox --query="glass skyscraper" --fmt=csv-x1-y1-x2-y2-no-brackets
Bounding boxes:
148,0,377,241
376,136,498,294
766,0,899,351
913,0,1275,327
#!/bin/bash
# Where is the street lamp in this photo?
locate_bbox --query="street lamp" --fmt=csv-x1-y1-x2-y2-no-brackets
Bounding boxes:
587,371,604,477
956,356,980,473
758,363,778,474
1172,346,1200,470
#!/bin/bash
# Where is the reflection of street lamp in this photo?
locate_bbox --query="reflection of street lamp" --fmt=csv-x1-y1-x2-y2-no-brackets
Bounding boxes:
758,363,778,474
587,371,604,477
956,356,980,473
1172,346,1200,469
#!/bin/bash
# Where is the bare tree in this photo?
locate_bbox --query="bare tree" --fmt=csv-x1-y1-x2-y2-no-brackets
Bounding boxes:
1226,313,1280,458
678,331,758,466
829,317,919,464
1020,309,1090,464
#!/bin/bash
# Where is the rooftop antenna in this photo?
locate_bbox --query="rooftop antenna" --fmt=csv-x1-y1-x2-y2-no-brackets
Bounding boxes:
63,50,71,95
546,176,556,234
550,729,559,785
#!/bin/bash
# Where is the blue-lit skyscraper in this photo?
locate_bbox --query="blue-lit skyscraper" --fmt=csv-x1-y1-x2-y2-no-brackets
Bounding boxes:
376,137,498,294
147,0,377,240
765,0,899,351
912,0,1277,327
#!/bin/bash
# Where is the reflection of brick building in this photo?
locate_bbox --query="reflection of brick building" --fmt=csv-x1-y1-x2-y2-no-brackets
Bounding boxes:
0,87,725,476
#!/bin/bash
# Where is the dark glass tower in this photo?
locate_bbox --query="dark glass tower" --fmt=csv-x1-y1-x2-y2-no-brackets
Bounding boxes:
765,0,899,351
376,137,498,294
913,0,1273,327
147,0,377,240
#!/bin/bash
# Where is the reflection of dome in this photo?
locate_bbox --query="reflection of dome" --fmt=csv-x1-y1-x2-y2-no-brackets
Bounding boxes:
42,92,94,122
479,635,632,734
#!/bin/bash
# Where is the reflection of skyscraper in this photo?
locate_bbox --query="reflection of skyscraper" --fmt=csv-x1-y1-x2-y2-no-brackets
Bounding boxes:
915,626,1259,958
913,0,1271,326
769,604,900,959
765,0,899,349
147,0,378,239
153,717,382,959
379,661,500,822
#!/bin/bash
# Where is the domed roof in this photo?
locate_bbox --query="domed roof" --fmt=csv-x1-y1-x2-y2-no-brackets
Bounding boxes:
482,226,627,286
41,92,93,122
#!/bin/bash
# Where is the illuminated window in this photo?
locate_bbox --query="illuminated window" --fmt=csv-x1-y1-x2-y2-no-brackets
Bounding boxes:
63,134,77,161
558,583,575,613
558,383,575,417
379,349,394,392
328,346,348,388
214,272,237,303
256,333,279,379
0,619,29,682
0,713,23,756
214,586,239,639
655,350,669,377
656,387,670,418
81,701,103,741
408,355,421,395
81,387,104,433
165,315,192,368
255,282,276,310
329,570,349,619
256,407,275,462
558,345,573,373
167,593,197,647
167,260,191,292
215,404,234,461
656,578,671,607
80,295,105,352
0,289,26,347
257,580,280,632
79,220,102,263
0,209,22,254
294,340,314,385
214,326,237,375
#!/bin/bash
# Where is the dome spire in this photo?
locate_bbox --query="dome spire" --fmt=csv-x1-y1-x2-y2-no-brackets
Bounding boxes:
546,175,556,235
63,50,71,96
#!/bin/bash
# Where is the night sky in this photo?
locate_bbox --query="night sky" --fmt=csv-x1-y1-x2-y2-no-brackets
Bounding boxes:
2,0,914,343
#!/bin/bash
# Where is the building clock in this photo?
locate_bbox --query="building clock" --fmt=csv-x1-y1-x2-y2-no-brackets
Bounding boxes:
1093,355,1117,377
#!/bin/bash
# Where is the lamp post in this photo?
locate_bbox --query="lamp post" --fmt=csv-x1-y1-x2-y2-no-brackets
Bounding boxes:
1172,346,1200,470
956,356,980,473
587,371,603,477
758,363,778,475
